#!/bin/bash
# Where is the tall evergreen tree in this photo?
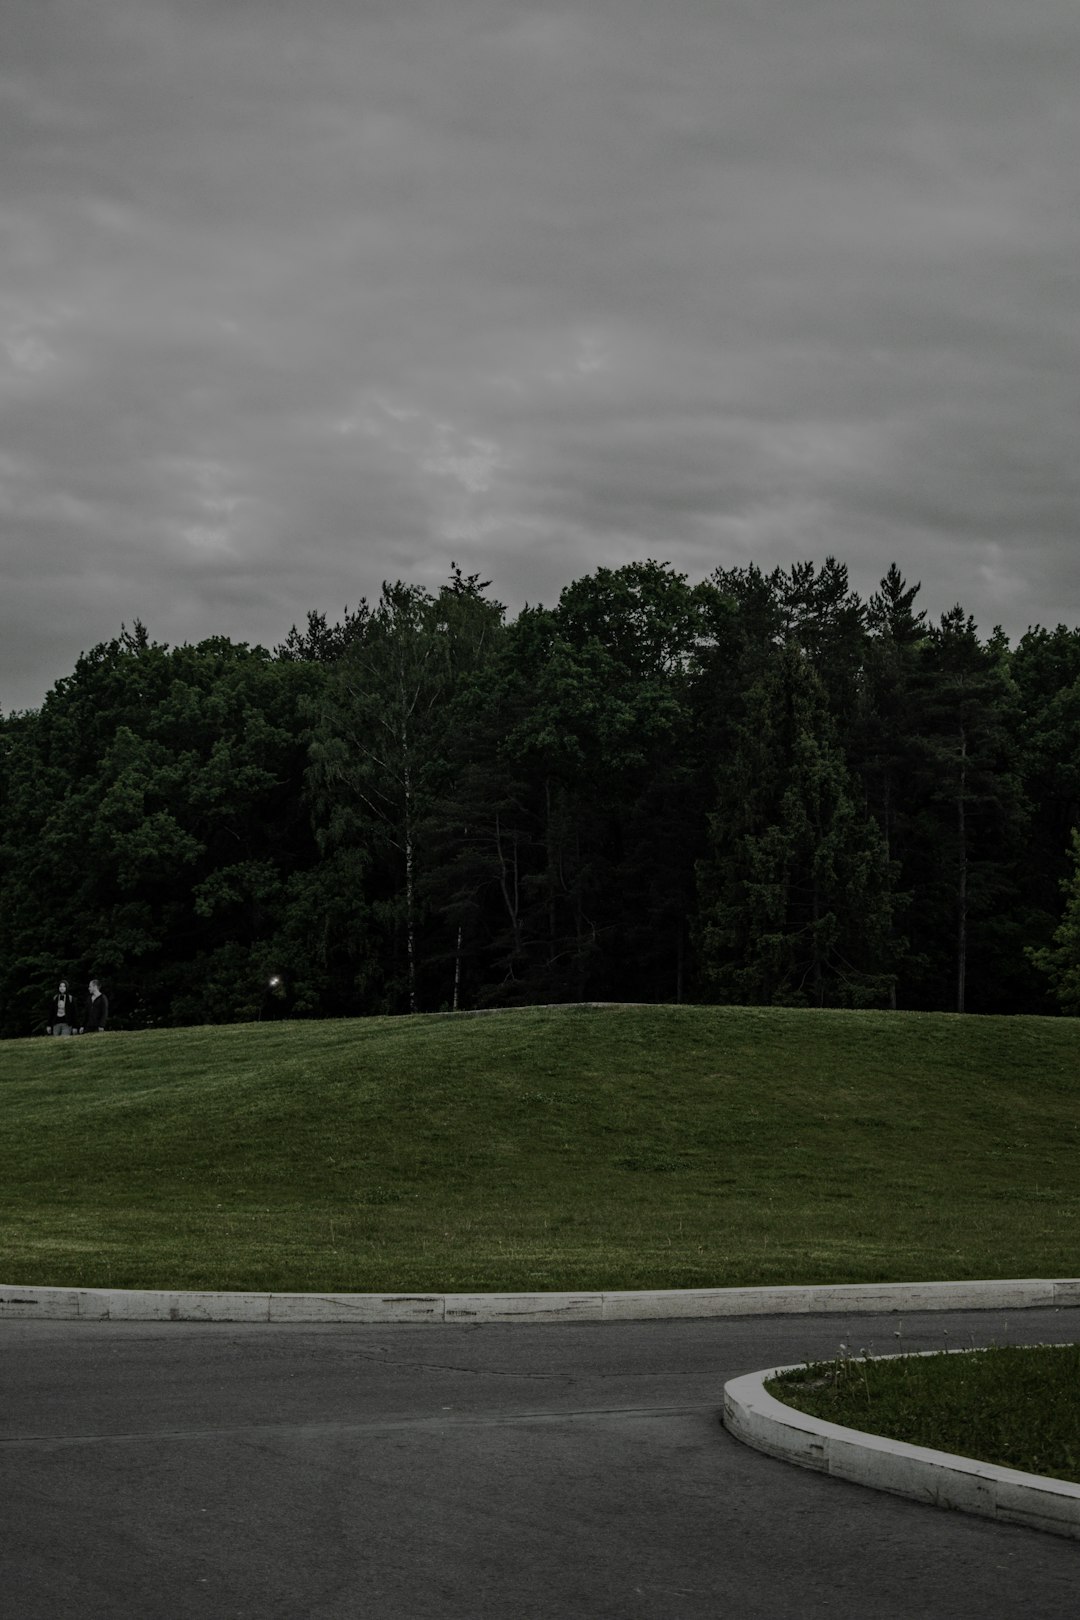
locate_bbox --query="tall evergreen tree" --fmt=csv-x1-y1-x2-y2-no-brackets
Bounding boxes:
905,609,1028,1012
774,556,867,731
696,641,895,1007
853,565,929,1003
1010,625,1080,984
1028,828,1080,1013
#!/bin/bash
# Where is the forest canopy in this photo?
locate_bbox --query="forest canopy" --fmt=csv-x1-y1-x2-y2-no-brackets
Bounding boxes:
3,558,1079,1036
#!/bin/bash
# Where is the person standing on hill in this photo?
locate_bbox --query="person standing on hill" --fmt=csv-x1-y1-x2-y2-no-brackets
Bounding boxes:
80,979,109,1033
50,981,78,1036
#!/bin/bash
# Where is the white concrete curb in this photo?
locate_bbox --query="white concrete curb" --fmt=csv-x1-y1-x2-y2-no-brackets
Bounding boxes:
2,1277,1079,1325
723,1349,1080,1540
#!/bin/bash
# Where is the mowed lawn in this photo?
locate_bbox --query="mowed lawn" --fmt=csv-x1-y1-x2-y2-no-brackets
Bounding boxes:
770,1343,1080,1484
0,1004,1076,1294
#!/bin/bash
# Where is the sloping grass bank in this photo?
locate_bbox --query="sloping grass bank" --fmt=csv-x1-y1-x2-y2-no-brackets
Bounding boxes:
0,1004,1076,1293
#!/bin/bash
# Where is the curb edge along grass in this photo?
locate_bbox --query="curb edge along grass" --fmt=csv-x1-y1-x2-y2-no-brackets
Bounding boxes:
723,1351,1080,1541
3,1276,1080,1325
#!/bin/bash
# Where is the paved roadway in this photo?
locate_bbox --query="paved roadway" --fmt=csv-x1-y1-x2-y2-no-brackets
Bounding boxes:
3,1307,1078,1619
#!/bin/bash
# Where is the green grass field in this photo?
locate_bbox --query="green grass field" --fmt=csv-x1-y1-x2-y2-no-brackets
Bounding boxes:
0,1003,1077,1293
769,1343,1080,1484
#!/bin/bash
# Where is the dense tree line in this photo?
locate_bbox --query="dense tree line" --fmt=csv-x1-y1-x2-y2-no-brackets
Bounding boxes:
2,558,1079,1035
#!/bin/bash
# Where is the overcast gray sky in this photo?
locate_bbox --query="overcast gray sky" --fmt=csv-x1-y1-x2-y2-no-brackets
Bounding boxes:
3,0,1079,711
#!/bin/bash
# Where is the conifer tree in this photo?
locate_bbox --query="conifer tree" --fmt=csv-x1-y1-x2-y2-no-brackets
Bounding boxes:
906,608,1028,1012
1028,828,1080,1013
696,641,895,1006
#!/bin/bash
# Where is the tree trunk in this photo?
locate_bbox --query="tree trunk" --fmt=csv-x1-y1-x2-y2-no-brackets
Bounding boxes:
403,753,417,1014
545,777,558,967
956,724,968,1014
494,810,522,958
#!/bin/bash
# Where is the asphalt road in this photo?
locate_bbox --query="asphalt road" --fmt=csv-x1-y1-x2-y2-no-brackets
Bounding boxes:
3,1307,1078,1619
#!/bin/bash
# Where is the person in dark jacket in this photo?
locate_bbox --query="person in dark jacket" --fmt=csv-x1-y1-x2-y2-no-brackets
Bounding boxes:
50,981,78,1036
80,979,109,1033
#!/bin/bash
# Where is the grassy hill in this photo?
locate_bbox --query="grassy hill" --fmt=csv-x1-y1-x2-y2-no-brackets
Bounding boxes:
1,1004,1076,1293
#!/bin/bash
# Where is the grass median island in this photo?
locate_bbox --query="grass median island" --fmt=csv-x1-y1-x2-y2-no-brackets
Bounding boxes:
767,1343,1080,1484
0,1003,1077,1294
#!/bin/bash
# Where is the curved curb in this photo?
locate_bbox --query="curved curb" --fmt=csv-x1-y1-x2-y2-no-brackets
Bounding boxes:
723,1352,1080,1541
3,1277,1079,1325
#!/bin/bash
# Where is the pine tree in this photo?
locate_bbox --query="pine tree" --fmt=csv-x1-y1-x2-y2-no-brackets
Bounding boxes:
1028,828,1080,1013
906,608,1028,1012
696,642,895,1007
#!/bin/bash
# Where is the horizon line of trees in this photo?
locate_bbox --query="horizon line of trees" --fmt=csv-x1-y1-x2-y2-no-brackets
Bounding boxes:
2,556,1079,1037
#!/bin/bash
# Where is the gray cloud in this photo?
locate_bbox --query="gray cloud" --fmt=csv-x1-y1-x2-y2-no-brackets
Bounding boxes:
2,0,1079,709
